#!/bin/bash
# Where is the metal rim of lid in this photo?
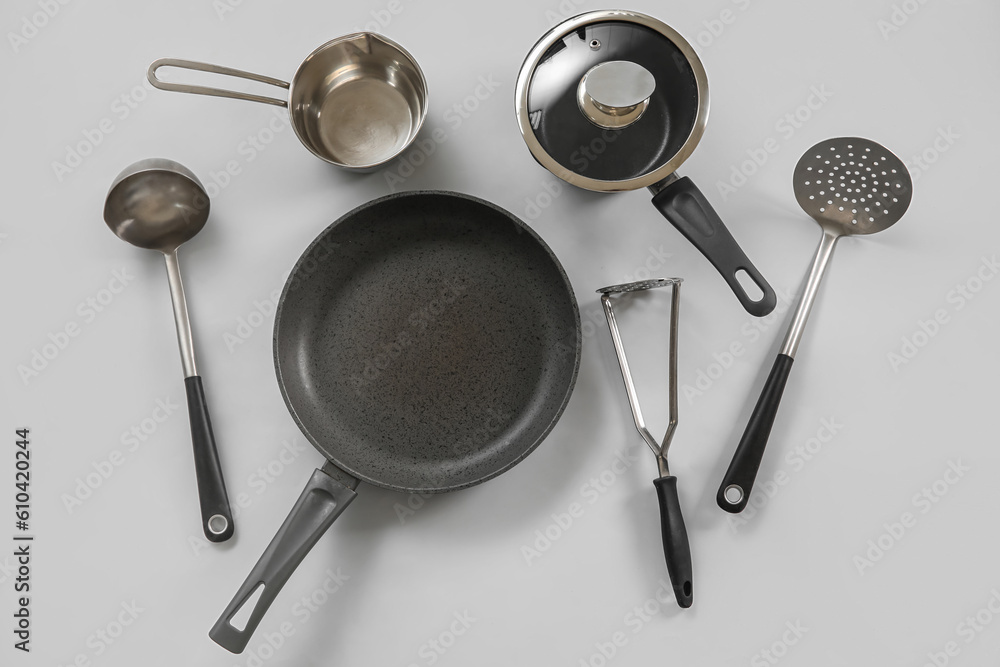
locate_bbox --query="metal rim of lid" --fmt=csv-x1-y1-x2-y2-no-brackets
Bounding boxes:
514,10,710,193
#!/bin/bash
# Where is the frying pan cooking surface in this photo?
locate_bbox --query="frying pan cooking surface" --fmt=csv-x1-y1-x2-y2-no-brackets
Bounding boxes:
275,191,581,492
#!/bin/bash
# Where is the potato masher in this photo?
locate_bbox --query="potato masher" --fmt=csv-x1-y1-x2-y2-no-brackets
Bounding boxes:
717,137,913,513
599,278,692,608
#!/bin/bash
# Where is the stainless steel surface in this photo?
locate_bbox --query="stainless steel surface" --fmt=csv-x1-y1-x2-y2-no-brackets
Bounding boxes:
148,58,290,107
163,250,197,378
779,230,838,358
779,138,913,358
103,158,210,377
148,33,428,170
514,10,710,192
646,172,680,196
599,278,682,477
207,514,229,536
577,61,656,129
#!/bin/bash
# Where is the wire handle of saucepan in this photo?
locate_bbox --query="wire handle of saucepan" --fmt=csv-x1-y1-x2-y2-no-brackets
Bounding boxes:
599,278,693,608
147,58,290,107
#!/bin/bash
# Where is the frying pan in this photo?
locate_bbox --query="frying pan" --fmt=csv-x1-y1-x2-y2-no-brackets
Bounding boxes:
210,191,581,653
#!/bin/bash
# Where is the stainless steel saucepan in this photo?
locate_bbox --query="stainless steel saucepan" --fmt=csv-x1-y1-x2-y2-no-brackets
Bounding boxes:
148,33,428,171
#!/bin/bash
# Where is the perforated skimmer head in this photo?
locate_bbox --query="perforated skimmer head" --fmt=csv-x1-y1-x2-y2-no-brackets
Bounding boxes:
793,137,912,236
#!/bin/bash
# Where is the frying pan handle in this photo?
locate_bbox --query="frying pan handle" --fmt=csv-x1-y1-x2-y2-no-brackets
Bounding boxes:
185,376,234,542
651,177,776,317
147,58,290,107
717,354,794,513
654,476,693,608
210,467,358,654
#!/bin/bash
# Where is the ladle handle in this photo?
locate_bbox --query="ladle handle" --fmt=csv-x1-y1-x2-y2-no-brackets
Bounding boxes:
210,467,358,654
148,58,289,107
651,177,776,317
186,376,234,542
654,476,693,608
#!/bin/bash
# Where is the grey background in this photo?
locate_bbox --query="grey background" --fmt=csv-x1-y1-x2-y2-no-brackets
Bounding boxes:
2,0,997,665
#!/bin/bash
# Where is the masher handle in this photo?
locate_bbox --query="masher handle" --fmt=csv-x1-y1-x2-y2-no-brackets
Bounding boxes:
655,476,693,608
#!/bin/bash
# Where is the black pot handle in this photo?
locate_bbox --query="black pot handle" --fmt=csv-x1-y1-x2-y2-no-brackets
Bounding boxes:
185,376,234,542
717,354,794,513
651,177,776,317
210,467,358,653
653,476,693,608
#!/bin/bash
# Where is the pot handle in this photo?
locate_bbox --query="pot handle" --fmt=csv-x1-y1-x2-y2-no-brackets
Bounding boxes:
147,58,289,108
209,466,358,654
651,176,776,317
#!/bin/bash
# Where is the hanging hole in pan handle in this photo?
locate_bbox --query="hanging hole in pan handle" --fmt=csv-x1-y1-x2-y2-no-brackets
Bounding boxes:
651,176,777,317
209,467,358,654
147,58,290,108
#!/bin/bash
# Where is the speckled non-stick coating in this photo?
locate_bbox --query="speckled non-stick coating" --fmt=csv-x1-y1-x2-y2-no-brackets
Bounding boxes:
274,191,581,493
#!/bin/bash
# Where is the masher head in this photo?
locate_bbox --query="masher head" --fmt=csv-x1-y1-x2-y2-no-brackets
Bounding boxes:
793,137,912,236
597,278,683,295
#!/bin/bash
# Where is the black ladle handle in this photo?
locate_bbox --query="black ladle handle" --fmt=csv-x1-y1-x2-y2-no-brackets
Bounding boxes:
210,467,358,654
653,476,693,608
185,376,234,542
716,354,794,513
651,176,776,317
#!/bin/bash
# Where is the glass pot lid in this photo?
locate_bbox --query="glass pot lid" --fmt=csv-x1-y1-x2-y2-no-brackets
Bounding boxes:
515,10,709,192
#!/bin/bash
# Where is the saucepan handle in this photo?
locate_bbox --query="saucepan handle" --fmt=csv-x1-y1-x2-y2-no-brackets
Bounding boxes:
651,176,776,317
148,58,290,108
209,467,358,654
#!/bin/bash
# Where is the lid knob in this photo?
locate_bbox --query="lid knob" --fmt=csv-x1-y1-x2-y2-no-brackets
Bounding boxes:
577,60,656,129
